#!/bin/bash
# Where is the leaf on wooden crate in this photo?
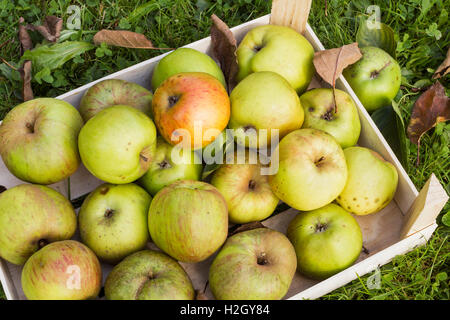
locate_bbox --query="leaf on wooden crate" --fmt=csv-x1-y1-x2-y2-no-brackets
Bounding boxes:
18,17,34,101
356,16,396,58
93,30,162,49
407,81,450,165
210,14,238,93
27,15,63,42
21,41,95,71
433,47,450,79
228,221,266,237
371,102,408,169
313,43,362,111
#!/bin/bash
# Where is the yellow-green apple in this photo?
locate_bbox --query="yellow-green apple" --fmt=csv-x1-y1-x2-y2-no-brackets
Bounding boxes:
0,184,76,265
21,240,102,300
78,105,157,184
336,146,398,215
300,88,361,148
268,129,348,211
211,151,279,224
236,25,314,93
138,137,203,196
0,98,83,184
229,71,303,148
209,228,297,300
152,72,230,150
287,203,362,280
79,79,153,122
151,48,226,91
343,46,401,112
78,183,152,264
105,250,195,300
148,180,228,262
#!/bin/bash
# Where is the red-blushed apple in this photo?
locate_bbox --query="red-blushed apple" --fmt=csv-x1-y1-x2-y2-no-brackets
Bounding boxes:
21,240,102,300
151,48,226,91
209,228,297,300
300,88,361,148
229,71,304,148
78,105,157,184
78,183,152,264
236,25,314,93
343,46,401,112
138,137,203,196
148,180,228,262
0,184,77,265
152,72,230,150
0,98,83,185
211,150,279,224
105,250,195,300
268,129,348,211
287,203,363,280
79,79,153,121
336,146,398,215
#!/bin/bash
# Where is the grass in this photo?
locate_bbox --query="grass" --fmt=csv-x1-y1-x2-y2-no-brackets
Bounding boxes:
0,0,448,300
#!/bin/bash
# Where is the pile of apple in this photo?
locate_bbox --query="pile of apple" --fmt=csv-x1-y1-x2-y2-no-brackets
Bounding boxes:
0,24,400,300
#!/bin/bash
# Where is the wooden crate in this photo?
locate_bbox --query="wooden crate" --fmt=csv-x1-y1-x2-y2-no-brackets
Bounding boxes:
0,13,447,300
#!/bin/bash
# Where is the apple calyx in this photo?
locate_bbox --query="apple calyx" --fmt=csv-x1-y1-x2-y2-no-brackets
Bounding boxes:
159,159,172,169
37,239,48,249
168,95,180,108
104,208,115,218
321,107,334,121
253,45,263,53
315,223,328,233
256,252,269,265
248,179,256,191
26,121,36,134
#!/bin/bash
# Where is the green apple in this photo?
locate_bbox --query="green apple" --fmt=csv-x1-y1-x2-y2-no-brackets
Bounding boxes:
209,228,297,300
151,47,226,91
105,250,195,300
148,180,228,263
336,146,398,215
287,203,363,280
0,98,83,184
78,183,152,264
0,184,76,265
300,88,361,148
229,71,304,148
21,240,102,300
138,137,203,196
79,79,153,122
211,151,279,224
236,25,314,93
268,129,348,211
78,105,157,184
343,46,401,112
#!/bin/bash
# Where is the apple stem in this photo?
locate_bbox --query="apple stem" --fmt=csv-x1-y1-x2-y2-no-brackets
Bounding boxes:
257,252,268,265
248,179,256,190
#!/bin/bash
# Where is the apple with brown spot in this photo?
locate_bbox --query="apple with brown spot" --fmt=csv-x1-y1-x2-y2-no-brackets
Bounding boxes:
21,240,102,300
152,72,230,150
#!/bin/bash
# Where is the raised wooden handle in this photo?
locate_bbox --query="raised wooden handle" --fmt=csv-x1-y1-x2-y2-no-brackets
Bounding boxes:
401,173,449,238
270,0,312,34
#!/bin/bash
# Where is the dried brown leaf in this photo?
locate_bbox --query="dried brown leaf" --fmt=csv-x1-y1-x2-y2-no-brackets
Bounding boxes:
20,60,33,101
228,221,266,237
93,30,156,49
27,16,63,42
433,47,450,79
407,81,450,165
210,14,238,93
18,17,33,101
313,42,362,87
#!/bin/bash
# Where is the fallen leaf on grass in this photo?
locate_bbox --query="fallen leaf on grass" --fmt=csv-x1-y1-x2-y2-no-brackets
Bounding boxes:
93,30,169,49
27,16,63,42
210,14,238,93
313,42,362,111
433,47,450,79
18,17,33,101
407,81,450,165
